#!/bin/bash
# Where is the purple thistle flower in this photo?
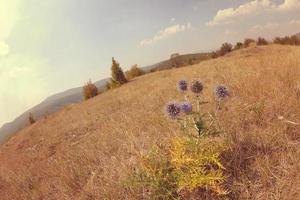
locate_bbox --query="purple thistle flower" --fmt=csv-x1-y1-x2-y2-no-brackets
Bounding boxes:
215,85,229,99
165,102,181,119
181,101,193,114
190,80,203,94
177,80,188,92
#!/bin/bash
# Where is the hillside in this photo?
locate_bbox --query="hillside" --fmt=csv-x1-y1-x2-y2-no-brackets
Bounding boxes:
0,45,299,199
0,79,109,143
0,52,210,143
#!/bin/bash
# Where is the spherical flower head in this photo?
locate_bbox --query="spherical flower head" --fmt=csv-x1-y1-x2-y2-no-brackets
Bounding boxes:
165,102,181,119
181,101,193,114
215,85,229,99
190,80,203,94
177,80,188,92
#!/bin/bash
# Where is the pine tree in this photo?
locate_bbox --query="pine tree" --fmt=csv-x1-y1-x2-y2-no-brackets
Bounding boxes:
111,57,127,85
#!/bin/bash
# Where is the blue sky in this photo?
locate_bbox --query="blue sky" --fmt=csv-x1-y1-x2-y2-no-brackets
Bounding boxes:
0,0,300,126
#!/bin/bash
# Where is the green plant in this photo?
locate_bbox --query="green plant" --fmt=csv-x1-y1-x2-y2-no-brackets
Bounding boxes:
128,80,231,198
165,81,230,196
171,136,227,195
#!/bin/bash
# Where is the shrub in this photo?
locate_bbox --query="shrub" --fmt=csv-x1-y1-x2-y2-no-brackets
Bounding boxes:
127,138,228,199
282,36,292,45
273,35,300,45
273,37,282,44
243,38,255,47
28,113,35,124
188,58,194,65
125,64,145,80
149,68,156,73
83,80,98,100
106,79,121,90
211,51,218,59
233,42,243,50
171,136,227,194
217,43,232,57
110,57,127,85
290,35,300,45
256,37,268,46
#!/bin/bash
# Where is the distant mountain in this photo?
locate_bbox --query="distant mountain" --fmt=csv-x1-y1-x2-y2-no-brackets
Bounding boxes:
0,52,210,143
296,32,300,38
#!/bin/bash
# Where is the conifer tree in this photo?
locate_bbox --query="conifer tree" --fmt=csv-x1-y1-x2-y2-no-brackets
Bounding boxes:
111,57,127,85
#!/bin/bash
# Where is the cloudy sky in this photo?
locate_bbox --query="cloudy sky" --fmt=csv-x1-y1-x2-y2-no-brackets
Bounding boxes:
0,0,300,126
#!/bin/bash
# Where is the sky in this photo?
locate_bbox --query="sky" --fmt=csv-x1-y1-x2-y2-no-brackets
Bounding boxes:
0,0,300,126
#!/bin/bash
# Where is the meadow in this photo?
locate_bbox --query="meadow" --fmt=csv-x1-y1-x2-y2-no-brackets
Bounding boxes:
0,44,299,199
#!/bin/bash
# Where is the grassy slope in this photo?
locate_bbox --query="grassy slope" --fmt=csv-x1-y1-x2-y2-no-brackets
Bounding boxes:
0,45,299,200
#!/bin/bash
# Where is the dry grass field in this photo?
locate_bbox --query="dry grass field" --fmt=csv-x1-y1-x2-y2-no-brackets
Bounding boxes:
0,45,299,199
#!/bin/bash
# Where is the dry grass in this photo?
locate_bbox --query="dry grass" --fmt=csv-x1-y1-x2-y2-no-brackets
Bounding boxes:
0,45,299,199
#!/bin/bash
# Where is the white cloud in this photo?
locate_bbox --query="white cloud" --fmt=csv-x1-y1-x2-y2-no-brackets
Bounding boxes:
278,0,300,11
246,20,300,39
250,23,279,32
170,17,176,22
206,0,272,26
0,0,20,56
224,29,237,36
206,0,300,26
140,23,192,46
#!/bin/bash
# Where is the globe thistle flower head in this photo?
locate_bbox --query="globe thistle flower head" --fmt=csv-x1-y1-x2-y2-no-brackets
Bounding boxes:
215,85,229,99
181,101,193,114
165,102,181,119
177,80,188,92
190,80,204,94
